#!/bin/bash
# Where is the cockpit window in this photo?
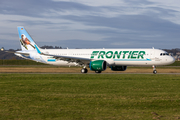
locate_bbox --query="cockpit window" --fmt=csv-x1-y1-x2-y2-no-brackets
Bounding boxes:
160,53,169,56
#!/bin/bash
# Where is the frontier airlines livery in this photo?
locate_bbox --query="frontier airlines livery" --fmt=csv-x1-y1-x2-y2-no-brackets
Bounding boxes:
1,27,175,74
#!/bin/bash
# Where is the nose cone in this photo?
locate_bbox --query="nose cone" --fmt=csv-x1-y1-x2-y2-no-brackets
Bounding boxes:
169,56,175,64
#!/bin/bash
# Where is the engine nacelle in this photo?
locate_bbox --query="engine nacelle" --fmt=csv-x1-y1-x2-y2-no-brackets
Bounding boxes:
89,60,107,71
111,66,127,71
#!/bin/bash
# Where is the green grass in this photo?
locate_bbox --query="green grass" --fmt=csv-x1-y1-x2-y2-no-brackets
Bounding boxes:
0,74,180,120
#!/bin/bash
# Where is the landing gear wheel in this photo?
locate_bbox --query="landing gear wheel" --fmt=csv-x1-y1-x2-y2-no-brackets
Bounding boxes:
152,65,157,74
95,71,102,73
81,68,88,73
153,70,157,74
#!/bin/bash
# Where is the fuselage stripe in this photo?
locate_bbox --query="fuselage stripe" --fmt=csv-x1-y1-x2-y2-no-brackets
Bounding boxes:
47,59,56,62
114,59,151,61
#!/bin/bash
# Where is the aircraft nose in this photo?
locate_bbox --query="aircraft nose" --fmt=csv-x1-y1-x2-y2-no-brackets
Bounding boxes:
169,56,175,64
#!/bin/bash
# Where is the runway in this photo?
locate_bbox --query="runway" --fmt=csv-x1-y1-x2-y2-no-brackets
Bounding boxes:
0,66,179,74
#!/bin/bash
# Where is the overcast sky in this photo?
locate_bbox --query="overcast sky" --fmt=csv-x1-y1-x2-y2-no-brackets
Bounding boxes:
0,0,180,49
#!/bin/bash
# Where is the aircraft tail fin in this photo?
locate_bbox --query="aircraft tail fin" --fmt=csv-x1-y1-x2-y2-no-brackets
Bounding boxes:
17,27,41,53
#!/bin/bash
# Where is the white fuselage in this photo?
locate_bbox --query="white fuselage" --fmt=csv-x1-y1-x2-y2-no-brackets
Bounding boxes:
16,48,175,67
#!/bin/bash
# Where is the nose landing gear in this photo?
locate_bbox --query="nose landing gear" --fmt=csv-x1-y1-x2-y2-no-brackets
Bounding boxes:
152,65,157,74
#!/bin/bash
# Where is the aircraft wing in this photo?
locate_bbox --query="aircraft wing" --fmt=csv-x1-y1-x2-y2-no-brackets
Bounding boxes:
41,52,91,66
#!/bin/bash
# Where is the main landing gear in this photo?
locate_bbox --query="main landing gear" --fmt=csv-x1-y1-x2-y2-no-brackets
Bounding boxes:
81,66,102,74
95,71,102,73
81,67,88,73
152,65,157,74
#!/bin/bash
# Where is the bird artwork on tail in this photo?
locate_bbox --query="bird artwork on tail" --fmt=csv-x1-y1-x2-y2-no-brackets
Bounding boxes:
20,34,35,50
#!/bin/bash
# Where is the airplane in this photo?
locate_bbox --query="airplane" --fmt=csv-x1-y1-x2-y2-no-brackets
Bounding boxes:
1,27,175,74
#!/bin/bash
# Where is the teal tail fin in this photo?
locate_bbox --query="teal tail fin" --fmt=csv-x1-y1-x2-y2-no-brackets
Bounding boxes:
17,27,41,53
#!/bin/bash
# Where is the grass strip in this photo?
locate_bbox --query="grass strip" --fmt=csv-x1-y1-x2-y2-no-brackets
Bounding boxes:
0,74,180,119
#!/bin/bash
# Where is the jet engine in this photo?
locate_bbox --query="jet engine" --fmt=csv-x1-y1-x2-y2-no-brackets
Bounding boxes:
89,60,107,71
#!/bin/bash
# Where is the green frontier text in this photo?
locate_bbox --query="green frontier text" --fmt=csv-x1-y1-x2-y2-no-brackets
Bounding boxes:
91,51,146,59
